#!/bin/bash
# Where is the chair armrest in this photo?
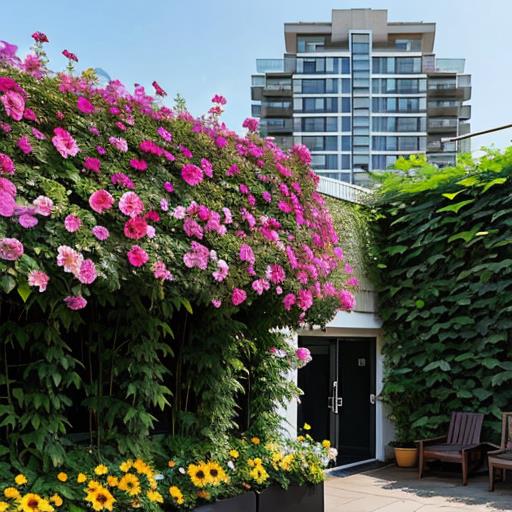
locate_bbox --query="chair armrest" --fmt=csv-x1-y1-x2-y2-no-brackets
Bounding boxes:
488,448,508,456
416,435,446,446
462,442,500,454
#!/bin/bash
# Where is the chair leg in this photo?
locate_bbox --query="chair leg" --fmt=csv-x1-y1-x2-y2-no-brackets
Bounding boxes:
489,463,495,492
503,469,507,482
462,452,469,486
418,449,424,479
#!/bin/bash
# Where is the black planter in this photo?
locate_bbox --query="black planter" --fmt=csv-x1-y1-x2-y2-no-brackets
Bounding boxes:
257,482,324,512
193,491,257,512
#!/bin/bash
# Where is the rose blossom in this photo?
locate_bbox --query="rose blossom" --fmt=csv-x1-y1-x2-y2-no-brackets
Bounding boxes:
17,135,32,154
31,127,45,140
231,288,247,306
164,181,174,193
239,244,255,265
0,153,15,174
242,117,259,132
64,295,87,310
124,217,148,239
283,293,296,311
296,347,312,364
127,245,149,267
108,136,128,152
111,172,134,189
33,195,53,216
181,163,203,186
0,190,15,217
183,242,209,270
56,245,83,275
251,278,270,296
78,259,97,284
157,126,172,141
153,261,173,281
0,238,24,260
89,189,114,213
212,259,229,282
77,97,95,114
28,270,49,292
119,191,144,217
129,159,148,172
339,290,356,311
91,225,109,241
211,298,222,308
0,90,25,121
19,214,38,228
64,214,81,233
52,127,79,158
83,157,101,173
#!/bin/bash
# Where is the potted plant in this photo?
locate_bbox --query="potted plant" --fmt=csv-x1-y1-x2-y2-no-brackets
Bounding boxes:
388,407,418,468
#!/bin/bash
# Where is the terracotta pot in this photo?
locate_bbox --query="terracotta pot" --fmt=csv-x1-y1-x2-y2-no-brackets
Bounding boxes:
394,447,418,468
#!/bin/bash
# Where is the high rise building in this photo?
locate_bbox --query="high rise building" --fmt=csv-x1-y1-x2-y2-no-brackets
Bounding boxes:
250,9,471,186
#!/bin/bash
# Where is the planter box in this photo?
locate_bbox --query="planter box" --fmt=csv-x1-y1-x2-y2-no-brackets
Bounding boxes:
257,482,324,512
194,491,256,512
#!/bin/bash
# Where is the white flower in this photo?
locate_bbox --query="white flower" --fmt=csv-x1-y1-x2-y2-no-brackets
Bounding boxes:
179,467,186,474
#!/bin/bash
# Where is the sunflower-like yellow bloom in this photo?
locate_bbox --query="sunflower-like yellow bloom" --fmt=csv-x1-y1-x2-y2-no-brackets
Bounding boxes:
0,501,9,512
77,473,87,484
229,449,239,459
94,465,108,476
118,473,141,496
205,462,229,485
106,476,118,487
133,459,153,478
249,464,269,484
147,490,163,503
279,454,294,471
85,485,115,511
4,487,20,500
119,460,133,472
169,485,184,505
19,493,54,512
50,494,63,507
250,437,260,445
303,423,311,431
187,463,209,488
15,474,28,486
322,439,331,448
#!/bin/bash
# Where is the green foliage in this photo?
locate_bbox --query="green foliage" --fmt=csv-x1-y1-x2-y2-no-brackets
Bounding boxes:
374,148,512,441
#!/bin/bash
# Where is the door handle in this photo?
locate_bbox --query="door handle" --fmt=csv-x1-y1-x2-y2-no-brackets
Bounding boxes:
370,393,376,405
328,381,341,414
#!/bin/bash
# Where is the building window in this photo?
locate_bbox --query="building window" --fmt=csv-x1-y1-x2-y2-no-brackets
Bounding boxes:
341,58,350,74
302,79,324,94
342,136,351,151
341,78,351,93
341,117,351,132
341,155,351,169
394,39,421,51
297,36,325,53
300,136,337,151
311,154,338,169
251,104,261,117
300,117,337,132
341,97,351,113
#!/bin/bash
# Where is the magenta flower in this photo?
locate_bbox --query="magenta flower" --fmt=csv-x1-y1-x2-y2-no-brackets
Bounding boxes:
31,32,49,43
339,290,356,311
129,159,148,172
239,243,255,265
283,293,296,311
251,278,270,296
119,191,144,217
62,49,78,62
15,135,31,155
64,295,87,310
226,164,239,177
242,117,259,132
78,259,97,284
153,261,173,281
108,136,128,152
296,347,312,364
0,237,23,260
211,298,222,308
181,163,203,186
23,54,44,79
231,288,247,306
52,127,79,158
0,190,15,217
33,195,53,216
211,94,227,105
265,264,286,284
0,90,25,121
31,127,45,140
92,225,109,241
0,153,15,175
127,245,149,267
291,144,312,165
19,214,38,228
77,97,95,114
124,216,148,239
163,181,174,193
183,241,209,270
152,80,167,96
64,214,81,233
89,189,114,213
83,157,101,173
297,289,313,311
111,172,134,189
200,158,213,178
157,126,172,142
28,270,49,292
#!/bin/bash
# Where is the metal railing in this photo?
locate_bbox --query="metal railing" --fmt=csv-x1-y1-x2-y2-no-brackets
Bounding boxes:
317,177,371,205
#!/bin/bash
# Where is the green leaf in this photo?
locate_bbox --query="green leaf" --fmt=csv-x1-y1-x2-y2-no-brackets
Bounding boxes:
442,190,464,200
457,176,480,187
17,284,32,303
482,177,507,193
181,297,193,314
386,245,408,255
0,275,16,294
437,199,475,214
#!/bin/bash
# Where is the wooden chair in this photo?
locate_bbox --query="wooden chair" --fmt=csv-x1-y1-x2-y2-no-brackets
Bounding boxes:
488,412,512,491
417,411,489,485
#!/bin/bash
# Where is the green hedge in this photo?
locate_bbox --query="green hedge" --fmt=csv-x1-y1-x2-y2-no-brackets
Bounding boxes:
374,152,512,441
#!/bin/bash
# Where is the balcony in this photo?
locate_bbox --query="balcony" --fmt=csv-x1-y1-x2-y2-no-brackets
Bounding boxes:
260,119,293,135
427,139,457,152
256,58,296,73
251,87,263,101
427,103,471,120
459,105,471,120
261,105,292,118
435,58,466,73
427,76,471,101
262,83,293,97
427,118,458,133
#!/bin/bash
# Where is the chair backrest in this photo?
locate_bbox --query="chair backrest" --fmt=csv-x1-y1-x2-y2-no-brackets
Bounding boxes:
446,411,484,446
500,412,512,449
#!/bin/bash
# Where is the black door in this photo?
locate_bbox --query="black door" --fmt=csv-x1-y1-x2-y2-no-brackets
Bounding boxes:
297,337,376,466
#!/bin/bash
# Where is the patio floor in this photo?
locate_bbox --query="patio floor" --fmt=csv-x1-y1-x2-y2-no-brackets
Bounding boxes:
325,465,512,511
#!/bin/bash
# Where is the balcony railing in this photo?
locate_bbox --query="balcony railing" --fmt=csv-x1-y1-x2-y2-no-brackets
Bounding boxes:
256,58,296,74
428,119,458,129
317,177,371,205
435,58,466,73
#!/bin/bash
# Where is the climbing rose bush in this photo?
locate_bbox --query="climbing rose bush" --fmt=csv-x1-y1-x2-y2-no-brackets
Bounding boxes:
0,35,356,326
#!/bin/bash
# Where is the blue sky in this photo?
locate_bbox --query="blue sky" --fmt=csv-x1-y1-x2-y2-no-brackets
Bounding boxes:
2,0,511,150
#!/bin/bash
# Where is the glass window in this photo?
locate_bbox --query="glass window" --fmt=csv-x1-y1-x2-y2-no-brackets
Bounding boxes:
293,98,302,111
326,79,338,93
325,155,337,168
326,58,338,73
397,117,419,132
341,117,351,131
341,155,351,169
353,59,370,71
353,97,370,109
326,117,337,132
251,104,261,117
251,75,265,86
398,136,419,151
341,97,351,113
394,39,421,51
354,136,370,146
353,116,369,127
341,58,350,74
301,136,337,151
297,36,325,53
341,136,351,151
302,79,324,94
341,78,351,93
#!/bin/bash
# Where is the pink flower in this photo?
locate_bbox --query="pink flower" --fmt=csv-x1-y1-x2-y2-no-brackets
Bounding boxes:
262,191,272,203
33,195,53,216
0,238,24,260
179,145,193,158
153,261,173,281
212,259,229,282
183,218,203,239
89,189,114,213
297,289,313,311
62,49,78,62
239,244,255,265
242,117,259,132
200,158,213,178
226,164,239,177
252,278,270,295
211,298,222,308
96,145,106,155
211,94,227,105
266,264,286,284
92,225,109,241
19,214,38,228
173,206,186,219
32,32,49,43
152,80,167,96
57,245,83,275
0,190,15,217
127,245,149,267
183,241,210,270
222,207,232,224
157,126,172,141
64,295,87,310
0,122,11,133
231,288,247,306
0,90,25,121
111,172,134,189
283,293,296,311
28,270,49,292
130,158,148,172
0,153,15,174
83,157,101,173
64,214,81,232
23,54,43,78
108,136,128,152
78,259,97,284
0,177,16,197
291,144,311,165
181,163,203,186
52,127,79,158
119,191,144,217
124,216,148,239
77,97,95,114
160,198,169,211
215,136,227,148
31,127,45,140
339,290,356,311
296,347,312,364
164,181,174,193
23,106,37,121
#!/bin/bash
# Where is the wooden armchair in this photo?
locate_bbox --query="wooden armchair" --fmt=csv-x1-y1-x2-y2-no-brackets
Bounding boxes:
488,412,512,491
417,411,491,485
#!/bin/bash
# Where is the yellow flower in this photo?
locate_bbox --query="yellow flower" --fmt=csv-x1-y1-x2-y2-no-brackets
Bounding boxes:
85,485,115,511
297,435,305,442
322,439,331,448
147,490,163,503
250,436,260,445
303,423,311,431
94,465,108,476
249,464,268,484
169,486,184,505
56,472,67,482
50,494,63,507
77,473,87,484
4,487,20,500
119,460,133,472
248,457,262,467
87,480,101,492
279,454,294,471
229,449,239,459
133,459,153,477
197,490,210,500
118,473,141,496
205,462,229,485
106,476,118,487
19,493,53,512
15,474,28,486
167,460,176,468
0,501,9,512
188,463,209,488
